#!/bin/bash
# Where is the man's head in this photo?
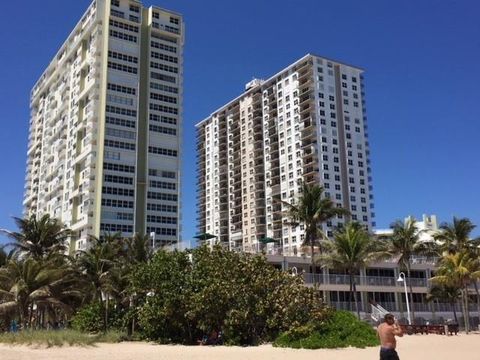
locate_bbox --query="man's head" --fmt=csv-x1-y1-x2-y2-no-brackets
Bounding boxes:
384,313,395,325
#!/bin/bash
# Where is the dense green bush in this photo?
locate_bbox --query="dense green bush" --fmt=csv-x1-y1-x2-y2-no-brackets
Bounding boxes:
274,310,379,349
131,245,330,345
71,302,104,333
71,302,127,333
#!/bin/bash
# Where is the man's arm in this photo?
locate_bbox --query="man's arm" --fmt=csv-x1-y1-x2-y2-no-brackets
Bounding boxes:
393,320,404,337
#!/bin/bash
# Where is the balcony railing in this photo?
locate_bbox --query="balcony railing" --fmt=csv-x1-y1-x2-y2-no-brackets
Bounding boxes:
302,273,428,288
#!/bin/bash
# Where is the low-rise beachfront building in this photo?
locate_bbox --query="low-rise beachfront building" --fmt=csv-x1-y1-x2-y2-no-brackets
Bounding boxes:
267,214,479,323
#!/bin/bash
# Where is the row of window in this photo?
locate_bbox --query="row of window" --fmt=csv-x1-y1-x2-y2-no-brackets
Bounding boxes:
147,203,177,212
105,139,136,151
149,103,178,114
104,162,135,173
101,223,133,233
150,40,177,53
147,227,177,236
105,150,121,161
110,29,137,43
150,61,178,74
147,191,178,201
148,146,177,157
102,211,134,221
150,92,177,104
108,61,138,74
109,19,139,33
108,82,136,95
148,169,176,178
150,81,178,94
106,127,136,140
106,105,137,118
146,215,177,224
149,113,177,125
108,50,138,64
149,180,176,190
106,115,136,129
102,186,134,197
150,51,178,64
149,124,176,136
104,174,134,185
101,198,134,208
107,93,134,106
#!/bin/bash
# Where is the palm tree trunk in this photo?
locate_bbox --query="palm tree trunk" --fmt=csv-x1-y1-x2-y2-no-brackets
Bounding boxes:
407,266,416,323
464,285,470,333
349,273,354,312
473,281,480,326
460,288,469,333
309,233,316,287
451,301,458,324
105,294,109,332
353,281,360,319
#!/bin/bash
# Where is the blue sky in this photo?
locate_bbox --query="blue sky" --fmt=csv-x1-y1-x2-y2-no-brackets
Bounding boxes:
1,0,479,245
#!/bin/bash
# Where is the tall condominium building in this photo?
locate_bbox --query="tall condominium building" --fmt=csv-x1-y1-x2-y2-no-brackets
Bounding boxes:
23,0,184,250
196,54,374,254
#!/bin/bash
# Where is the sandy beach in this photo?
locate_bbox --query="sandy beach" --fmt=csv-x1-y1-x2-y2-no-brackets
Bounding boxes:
1,333,479,360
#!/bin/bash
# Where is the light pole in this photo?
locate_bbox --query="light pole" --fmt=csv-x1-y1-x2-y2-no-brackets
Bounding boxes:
150,231,156,251
397,272,411,325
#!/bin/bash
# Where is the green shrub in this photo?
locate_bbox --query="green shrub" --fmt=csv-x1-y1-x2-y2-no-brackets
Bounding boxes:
274,310,379,349
71,302,104,333
131,246,330,345
71,302,128,333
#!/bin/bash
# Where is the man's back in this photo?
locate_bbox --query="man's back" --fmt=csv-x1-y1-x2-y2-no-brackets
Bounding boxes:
378,322,398,349
377,314,403,360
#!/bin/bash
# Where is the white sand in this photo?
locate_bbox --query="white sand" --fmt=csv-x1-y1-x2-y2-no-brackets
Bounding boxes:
1,333,479,360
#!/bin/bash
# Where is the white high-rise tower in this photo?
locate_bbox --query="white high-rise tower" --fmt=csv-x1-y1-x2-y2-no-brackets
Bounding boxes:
24,0,184,249
196,54,374,253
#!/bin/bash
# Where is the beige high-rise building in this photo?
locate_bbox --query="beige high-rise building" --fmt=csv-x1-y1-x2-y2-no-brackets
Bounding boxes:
196,54,374,254
24,0,184,249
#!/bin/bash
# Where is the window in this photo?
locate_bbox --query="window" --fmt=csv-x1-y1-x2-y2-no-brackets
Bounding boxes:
148,146,178,157
104,139,135,151
108,82,136,95
109,19,139,33
130,5,140,13
109,30,137,43
150,51,178,64
150,41,177,53
108,61,137,74
104,162,135,173
106,116,136,129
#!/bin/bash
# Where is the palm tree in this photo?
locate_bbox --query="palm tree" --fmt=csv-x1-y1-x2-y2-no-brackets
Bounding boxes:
280,184,349,285
434,217,480,319
122,233,153,265
383,218,437,322
430,251,480,333
0,257,80,328
426,285,461,324
1,215,71,259
320,222,385,318
76,233,123,330
434,217,478,254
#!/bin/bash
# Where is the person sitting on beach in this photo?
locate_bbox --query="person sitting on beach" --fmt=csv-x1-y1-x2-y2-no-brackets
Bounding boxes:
377,313,403,360
198,330,219,345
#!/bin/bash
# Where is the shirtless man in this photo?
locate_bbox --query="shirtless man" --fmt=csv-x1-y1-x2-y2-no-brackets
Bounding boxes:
377,313,403,360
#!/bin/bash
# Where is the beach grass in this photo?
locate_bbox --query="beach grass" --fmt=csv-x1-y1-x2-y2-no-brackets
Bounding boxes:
0,329,125,347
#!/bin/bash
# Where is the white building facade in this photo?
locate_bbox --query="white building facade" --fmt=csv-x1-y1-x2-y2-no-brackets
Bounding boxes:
196,54,375,254
24,0,184,249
